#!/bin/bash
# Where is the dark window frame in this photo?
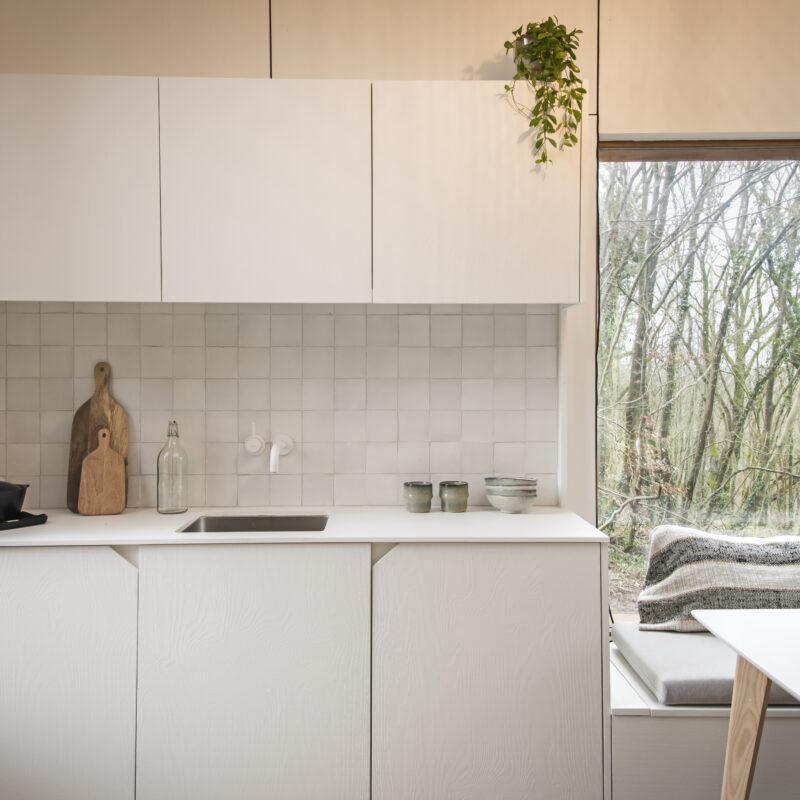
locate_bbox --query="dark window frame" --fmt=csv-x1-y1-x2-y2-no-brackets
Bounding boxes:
599,140,800,163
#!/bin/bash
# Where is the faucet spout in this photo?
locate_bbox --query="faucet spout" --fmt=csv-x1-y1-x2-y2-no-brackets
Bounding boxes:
269,435,294,473
269,441,281,473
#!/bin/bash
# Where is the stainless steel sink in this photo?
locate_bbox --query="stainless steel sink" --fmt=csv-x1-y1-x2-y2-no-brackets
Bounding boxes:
179,514,328,533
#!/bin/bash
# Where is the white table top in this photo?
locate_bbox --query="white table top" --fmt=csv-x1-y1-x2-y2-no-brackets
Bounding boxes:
692,609,800,701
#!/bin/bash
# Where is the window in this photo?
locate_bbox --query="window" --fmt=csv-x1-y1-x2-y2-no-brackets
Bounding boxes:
598,156,800,618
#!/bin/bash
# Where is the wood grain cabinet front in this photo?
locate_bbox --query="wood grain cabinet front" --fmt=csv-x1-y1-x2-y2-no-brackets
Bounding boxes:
159,78,372,303
0,546,138,800
135,543,371,800
372,81,582,304
372,542,604,800
0,75,161,302
0,537,605,798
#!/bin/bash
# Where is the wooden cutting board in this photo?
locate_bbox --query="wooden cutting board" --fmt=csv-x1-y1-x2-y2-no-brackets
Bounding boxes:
67,362,128,513
78,428,126,515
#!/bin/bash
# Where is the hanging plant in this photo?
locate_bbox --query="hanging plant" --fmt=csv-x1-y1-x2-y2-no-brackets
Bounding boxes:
504,17,586,165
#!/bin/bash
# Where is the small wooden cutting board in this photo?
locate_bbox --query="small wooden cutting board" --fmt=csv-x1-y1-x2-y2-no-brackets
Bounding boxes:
78,428,126,515
67,362,128,513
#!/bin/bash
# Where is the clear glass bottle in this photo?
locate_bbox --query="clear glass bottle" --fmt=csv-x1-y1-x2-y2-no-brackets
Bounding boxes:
157,420,188,514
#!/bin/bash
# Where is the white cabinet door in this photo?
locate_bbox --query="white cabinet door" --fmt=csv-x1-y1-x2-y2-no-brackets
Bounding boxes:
159,78,372,303
373,542,604,800
372,81,581,304
0,546,138,800
136,544,370,800
0,75,161,302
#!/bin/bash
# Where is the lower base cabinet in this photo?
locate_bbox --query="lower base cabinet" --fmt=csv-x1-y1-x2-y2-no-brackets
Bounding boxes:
135,544,371,800
372,543,604,800
0,539,606,799
0,546,137,800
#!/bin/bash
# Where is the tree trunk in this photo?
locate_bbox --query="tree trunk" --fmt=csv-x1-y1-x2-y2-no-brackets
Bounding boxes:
620,163,678,547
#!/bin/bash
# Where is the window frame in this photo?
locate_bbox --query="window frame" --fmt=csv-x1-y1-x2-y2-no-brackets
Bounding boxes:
559,138,800,529
592,145,800,618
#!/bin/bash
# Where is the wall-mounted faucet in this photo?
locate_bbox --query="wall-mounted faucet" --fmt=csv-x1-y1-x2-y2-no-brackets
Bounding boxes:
269,435,294,473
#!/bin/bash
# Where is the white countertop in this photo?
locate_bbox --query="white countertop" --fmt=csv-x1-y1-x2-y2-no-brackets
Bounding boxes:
0,506,606,546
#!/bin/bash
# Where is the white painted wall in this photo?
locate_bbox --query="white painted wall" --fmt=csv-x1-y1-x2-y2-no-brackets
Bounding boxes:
559,116,597,525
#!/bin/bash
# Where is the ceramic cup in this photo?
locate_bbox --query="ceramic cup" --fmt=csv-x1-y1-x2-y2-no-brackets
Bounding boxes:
439,480,469,513
403,481,433,513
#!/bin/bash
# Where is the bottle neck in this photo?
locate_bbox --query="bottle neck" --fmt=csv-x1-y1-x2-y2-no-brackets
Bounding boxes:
167,420,179,439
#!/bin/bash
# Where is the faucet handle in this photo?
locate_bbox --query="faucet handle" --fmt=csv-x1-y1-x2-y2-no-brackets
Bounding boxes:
244,422,267,456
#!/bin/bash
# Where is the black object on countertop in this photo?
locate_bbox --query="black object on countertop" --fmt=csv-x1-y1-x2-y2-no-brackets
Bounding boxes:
0,511,48,531
0,480,29,520
0,482,47,530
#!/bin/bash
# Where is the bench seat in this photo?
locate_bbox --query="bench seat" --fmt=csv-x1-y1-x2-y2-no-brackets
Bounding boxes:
610,642,800,799
612,621,798,705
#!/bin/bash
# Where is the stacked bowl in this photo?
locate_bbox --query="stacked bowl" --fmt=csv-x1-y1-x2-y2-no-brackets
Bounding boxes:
484,477,538,513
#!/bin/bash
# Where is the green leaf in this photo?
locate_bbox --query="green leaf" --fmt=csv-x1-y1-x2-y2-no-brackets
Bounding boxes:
503,16,583,166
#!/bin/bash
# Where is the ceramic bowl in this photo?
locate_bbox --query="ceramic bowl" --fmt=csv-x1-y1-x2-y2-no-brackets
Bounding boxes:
486,492,536,514
485,486,538,497
484,477,537,488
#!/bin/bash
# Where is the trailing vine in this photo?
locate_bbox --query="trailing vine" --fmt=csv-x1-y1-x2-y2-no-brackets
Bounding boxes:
504,17,586,164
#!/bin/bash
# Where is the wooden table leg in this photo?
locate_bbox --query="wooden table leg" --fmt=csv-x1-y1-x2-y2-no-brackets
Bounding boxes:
721,655,772,800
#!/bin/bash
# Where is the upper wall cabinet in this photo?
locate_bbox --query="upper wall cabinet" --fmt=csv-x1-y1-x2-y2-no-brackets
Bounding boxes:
0,75,161,302
159,78,372,303
372,81,581,304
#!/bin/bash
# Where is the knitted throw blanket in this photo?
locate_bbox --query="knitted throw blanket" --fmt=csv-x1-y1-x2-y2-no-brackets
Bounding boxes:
637,525,800,632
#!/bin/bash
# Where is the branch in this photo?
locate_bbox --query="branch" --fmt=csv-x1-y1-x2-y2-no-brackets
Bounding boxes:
598,494,660,531
697,466,800,509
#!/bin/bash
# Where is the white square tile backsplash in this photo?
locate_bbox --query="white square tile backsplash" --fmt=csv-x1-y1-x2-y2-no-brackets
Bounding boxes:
0,302,559,508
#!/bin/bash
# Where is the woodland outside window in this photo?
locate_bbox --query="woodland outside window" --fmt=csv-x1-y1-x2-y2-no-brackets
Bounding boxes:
597,148,800,617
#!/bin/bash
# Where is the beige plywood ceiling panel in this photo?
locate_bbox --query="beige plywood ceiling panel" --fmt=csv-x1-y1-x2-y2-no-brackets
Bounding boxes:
272,0,597,113
0,0,269,77
599,0,800,138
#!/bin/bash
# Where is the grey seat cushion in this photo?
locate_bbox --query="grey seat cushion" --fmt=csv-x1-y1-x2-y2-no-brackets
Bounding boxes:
612,621,799,705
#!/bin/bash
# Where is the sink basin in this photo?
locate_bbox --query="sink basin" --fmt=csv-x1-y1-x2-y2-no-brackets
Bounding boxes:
179,515,328,533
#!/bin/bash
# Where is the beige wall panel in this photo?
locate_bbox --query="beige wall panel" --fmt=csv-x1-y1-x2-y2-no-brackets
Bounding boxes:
0,0,268,77
599,0,800,139
272,0,597,112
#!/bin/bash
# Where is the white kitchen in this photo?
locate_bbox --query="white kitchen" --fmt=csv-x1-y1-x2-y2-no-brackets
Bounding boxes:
0,1,798,798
